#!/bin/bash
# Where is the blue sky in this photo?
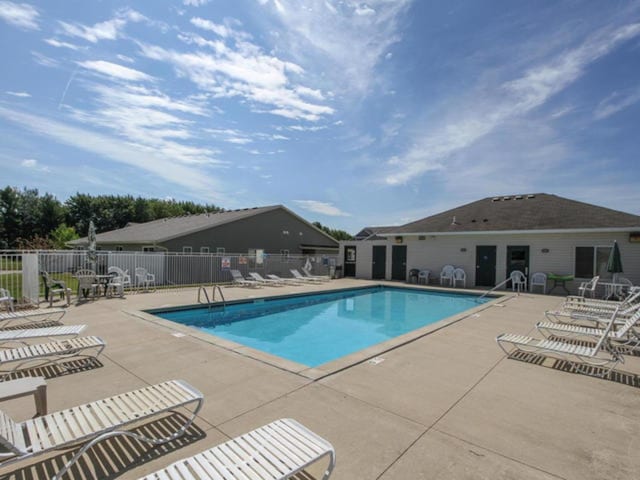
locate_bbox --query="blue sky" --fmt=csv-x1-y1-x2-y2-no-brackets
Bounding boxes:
1,1,640,234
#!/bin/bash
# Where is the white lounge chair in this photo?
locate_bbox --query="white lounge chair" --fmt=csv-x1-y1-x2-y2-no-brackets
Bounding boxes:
545,288,640,323
248,272,283,286
536,305,640,348
577,275,599,298
0,288,13,312
0,379,203,480
290,269,323,283
496,308,624,377
230,269,261,288
139,418,335,480
301,267,330,282
0,304,66,329
267,274,303,285
439,265,455,287
0,336,105,381
452,268,466,288
530,272,547,294
509,270,527,292
0,324,86,346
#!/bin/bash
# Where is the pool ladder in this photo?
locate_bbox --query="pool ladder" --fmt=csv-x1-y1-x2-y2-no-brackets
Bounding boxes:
198,285,226,312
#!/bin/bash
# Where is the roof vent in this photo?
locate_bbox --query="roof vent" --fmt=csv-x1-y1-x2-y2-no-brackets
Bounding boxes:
483,218,488,222
527,194,536,199
492,197,500,202
451,216,460,226
471,219,477,223
502,196,511,201
515,195,523,200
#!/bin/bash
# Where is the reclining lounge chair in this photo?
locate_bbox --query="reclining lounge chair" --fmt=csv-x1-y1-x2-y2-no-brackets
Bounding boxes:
0,324,86,346
496,307,625,377
0,379,203,480
0,305,66,329
230,269,261,288
0,336,106,381
139,418,335,480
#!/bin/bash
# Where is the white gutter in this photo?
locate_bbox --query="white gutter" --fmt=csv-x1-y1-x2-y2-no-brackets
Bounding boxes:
378,227,640,237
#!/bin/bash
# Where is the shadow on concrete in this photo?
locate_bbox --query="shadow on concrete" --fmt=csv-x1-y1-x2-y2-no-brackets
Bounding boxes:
0,413,207,480
509,350,640,387
4,357,104,381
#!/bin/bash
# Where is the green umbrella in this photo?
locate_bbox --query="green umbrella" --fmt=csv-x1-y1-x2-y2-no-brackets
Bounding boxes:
606,241,623,282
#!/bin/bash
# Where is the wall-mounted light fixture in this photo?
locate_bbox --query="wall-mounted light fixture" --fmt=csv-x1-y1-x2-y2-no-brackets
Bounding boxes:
541,248,550,253
460,248,467,252
395,236,403,244
282,230,289,235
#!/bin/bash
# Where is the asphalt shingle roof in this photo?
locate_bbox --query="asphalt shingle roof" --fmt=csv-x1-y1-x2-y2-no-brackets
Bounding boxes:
70,205,282,244
390,193,640,234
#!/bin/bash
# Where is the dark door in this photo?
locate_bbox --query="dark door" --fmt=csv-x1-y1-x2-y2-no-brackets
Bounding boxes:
506,246,530,285
343,246,356,277
475,246,497,287
372,246,386,279
391,245,407,281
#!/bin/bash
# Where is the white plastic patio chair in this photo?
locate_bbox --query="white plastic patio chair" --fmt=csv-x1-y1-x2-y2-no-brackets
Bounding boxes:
439,265,455,286
0,336,105,381
510,270,527,292
577,275,599,298
530,272,547,294
139,418,335,480
75,269,100,300
0,288,14,312
135,267,156,292
108,266,132,290
0,379,203,480
452,268,466,288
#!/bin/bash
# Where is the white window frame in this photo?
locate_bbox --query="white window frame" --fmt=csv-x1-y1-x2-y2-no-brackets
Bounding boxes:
183,246,193,253
280,249,290,261
115,245,124,252
142,245,155,252
216,247,225,254
574,245,612,279
200,246,210,254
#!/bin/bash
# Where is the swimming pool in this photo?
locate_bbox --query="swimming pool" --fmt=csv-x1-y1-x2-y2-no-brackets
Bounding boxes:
152,286,489,368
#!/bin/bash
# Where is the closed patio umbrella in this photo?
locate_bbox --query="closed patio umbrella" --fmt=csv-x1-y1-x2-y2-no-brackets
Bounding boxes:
606,240,623,283
87,220,97,270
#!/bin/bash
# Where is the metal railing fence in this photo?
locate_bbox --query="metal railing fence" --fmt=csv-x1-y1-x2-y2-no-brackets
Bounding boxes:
0,250,337,307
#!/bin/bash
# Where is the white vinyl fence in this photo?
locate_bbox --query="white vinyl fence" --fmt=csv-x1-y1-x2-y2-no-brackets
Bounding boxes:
0,250,337,306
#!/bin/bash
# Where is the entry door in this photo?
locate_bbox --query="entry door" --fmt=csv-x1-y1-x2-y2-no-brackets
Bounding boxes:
475,246,497,287
372,246,386,279
506,246,530,285
343,246,356,277
391,245,407,281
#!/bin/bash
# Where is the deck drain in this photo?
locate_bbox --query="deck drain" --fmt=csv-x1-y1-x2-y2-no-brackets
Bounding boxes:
171,332,186,338
367,357,385,365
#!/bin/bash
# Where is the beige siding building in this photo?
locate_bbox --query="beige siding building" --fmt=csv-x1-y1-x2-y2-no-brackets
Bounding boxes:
339,194,640,295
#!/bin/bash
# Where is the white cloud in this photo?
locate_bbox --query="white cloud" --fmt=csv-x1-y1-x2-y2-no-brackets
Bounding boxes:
260,0,412,94
138,30,335,121
58,8,145,43
79,60,153,82
383,21,640,185
21,158,49,172
0,106,221,196
5,91,30,97
116,54,135,63
594,88,640,120
190,17,230,37
183,0,211,6
293,200,351,216
0,1,39,30
44,38,82,50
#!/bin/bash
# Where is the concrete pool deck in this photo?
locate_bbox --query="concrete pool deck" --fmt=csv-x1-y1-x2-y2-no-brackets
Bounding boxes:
1,279,639,479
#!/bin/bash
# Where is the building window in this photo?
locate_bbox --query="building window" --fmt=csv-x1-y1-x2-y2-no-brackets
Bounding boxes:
216,247,225,254
142,246,155,252
183,246,192,253
280,249,290,261
575,246,612,279
116,245,124,251
200,247,210,254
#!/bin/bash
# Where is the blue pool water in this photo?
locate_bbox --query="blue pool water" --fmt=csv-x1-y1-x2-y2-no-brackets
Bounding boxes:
153,286,488,367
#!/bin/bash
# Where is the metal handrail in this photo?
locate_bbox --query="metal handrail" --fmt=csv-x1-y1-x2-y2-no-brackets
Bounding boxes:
477,278,511,302
212,284,226,309
197,286,211,305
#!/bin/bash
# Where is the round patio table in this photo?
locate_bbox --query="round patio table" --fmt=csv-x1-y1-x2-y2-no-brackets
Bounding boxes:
547,273,574,295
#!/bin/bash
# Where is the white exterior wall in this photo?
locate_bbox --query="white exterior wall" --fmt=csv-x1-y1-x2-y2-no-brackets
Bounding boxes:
340,231,640,294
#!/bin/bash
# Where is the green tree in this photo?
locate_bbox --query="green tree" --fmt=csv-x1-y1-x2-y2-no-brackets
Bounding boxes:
312,221,353,241
50,223,80,249
0,186,21,248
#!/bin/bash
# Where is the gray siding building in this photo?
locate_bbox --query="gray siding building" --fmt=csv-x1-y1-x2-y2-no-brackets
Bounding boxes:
70,205,338,255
